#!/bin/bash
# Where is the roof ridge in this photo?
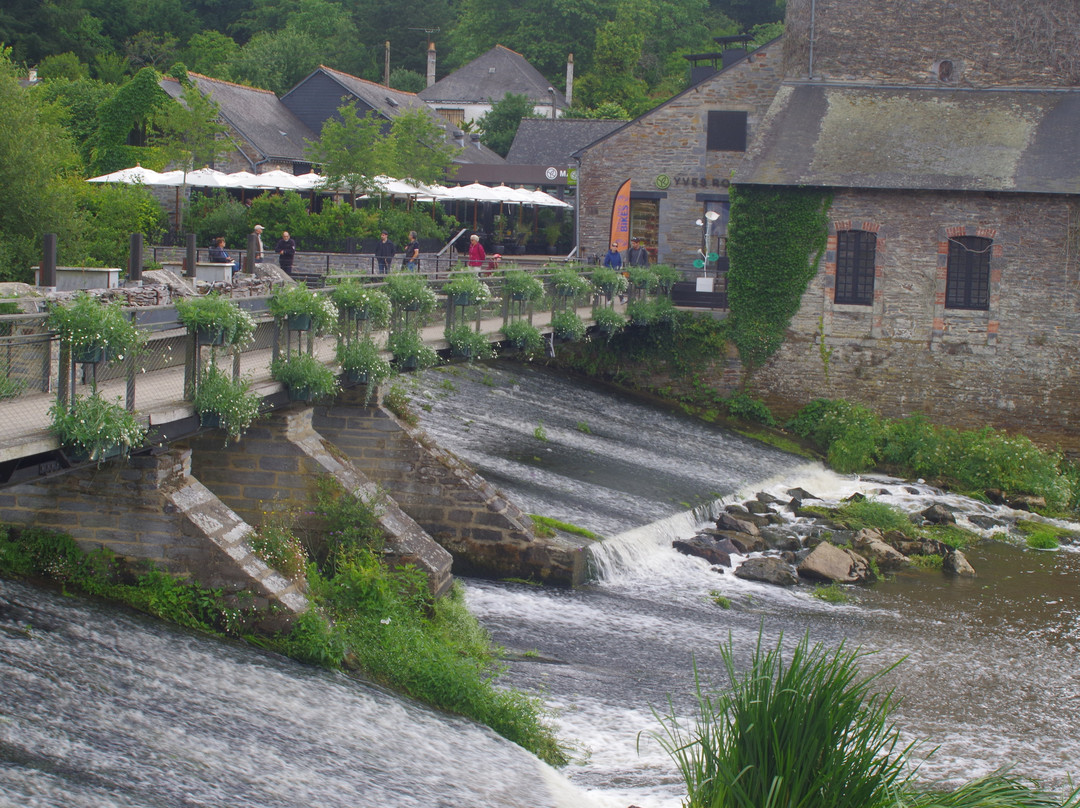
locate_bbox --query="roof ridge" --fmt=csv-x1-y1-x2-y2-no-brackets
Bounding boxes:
318,65,420,97
188,71,277,95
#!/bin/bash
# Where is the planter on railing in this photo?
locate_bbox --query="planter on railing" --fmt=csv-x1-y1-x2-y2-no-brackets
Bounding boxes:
73,345,108,364
287,313,313,332
196,326,225,346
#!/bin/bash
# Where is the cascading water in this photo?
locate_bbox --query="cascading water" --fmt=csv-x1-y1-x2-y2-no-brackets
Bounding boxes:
408,361,1080,808
2,359,1078,808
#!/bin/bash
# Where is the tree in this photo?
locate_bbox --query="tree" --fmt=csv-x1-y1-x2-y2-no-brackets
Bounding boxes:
477,93,539,158
380,109,461,185
88,66,172,175
389,68,426,93
305,101,386,204
0,48,83,281
38,52,89,82
182,31,239,78
223,26,322,94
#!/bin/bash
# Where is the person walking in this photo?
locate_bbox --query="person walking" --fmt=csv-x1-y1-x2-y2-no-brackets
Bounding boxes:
467,234,486,269
603,242,623,271
375,230,395,274
404,230,421,271
627,237,649,267
275,230,296,275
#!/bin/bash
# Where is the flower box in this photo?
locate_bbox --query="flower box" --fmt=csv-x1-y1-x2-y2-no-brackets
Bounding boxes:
73,345,107,364
197,326,225,346
287,313,313,332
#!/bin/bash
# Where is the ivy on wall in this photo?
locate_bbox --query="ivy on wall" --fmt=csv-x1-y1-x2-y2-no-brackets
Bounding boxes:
726,185,832,370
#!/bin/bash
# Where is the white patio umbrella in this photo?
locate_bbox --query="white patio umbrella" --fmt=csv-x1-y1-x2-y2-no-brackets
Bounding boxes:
184,167,234,188
254,169,303,190
292,171,325,191
523,188,573,208
86,165,167,184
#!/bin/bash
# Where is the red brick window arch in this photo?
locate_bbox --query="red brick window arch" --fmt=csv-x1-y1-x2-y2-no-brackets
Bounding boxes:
834,228,877,305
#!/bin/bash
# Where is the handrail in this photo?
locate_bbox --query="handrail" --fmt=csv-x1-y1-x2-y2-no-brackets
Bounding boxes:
438,228,469,257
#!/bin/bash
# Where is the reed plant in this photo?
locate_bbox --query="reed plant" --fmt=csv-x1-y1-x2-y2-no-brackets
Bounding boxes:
649,631,910,808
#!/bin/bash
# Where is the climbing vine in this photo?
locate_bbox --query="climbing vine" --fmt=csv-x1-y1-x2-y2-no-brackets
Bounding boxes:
726,185,832,371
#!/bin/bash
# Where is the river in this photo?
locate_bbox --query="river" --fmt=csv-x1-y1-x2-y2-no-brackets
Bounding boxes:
1,359,1078,808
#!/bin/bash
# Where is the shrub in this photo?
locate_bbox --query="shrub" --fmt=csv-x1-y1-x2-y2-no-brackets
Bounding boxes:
443,272,493,307
46,292,146,361
330,282,391,328
627,265,658,293
502,269,546,302
336,336,393,394
268,284,338,333
591,266,629,297
384,271,438,315
548,266,593,299
723,390,776,426
387,329,439,371
49,389,147,461
270,354,339,399
248,509,308,580
591,305,627,339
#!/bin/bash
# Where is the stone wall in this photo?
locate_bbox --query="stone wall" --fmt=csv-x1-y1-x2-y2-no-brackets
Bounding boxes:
749,188,1080,452
577,41,783,269
312,386,590,586
0,447,308,614
185,404,455,597
782,0,1080,88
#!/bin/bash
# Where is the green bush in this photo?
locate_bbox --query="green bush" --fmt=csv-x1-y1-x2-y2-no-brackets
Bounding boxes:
501,320,545,358
184,190,251,248
724,390,776,426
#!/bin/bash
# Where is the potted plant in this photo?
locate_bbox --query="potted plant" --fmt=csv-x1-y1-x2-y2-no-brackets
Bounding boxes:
591,306,627,338
627,265,659,293
49,388,147,462
192,363,263,442
387,328,439,371
445,324,496,360
626,299,656,326
331,281,392,328
270,353,339,401
46,292,146,364
443,273,492,307
550,309,586,342
385,272,438,315
543,223,561,255
492,214,509,252
501,320,545,358
548,266,593,300
591,267,629,300
502,270,545,303
175,293,257,347
653,264,681,296
336,335,393,389
268,284,338,333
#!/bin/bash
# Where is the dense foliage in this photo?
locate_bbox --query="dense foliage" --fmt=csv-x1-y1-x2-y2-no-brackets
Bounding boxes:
787,398,1080,510
726,186,831,369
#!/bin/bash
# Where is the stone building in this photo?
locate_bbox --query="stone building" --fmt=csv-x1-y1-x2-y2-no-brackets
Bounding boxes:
738,0,1080,450
573,39,783,267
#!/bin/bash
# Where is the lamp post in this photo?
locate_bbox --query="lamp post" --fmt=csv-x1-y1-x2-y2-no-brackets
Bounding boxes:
695,210,721,277
547,86,556,121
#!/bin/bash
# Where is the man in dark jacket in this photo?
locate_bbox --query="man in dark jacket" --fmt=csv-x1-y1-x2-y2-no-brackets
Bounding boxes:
375,230,395,274
627,237,649,267
275,231,296,275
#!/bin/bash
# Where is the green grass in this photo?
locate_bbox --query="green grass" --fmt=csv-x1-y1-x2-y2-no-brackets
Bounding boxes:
1016,519,1075,550
733,427,818,458
812,583,851,603
909,554,944,569
529,514,599,540
533,421,548,441
576,421,591,433
710,590,732,609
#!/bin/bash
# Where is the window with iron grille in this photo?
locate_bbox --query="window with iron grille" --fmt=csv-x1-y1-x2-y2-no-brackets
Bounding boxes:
945,236,991,310
834,229,876,305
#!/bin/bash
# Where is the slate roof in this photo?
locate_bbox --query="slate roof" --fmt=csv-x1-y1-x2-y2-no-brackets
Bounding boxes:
506,119,625,165
737,83,1080,195
284,66,505,166
419,45,567,108
161,74,316,162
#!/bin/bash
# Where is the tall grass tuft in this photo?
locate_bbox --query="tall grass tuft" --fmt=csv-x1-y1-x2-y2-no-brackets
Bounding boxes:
649,631,911,808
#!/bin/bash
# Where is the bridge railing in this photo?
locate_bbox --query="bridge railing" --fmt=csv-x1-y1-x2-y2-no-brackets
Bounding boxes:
0,267,609,449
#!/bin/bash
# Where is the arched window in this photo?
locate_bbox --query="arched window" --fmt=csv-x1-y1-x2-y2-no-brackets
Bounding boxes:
834,229,876,305
945,236,991,310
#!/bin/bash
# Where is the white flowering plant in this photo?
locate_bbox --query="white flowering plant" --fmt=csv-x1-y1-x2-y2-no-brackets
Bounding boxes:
268,284,338,333
443,273,493,307
384,272,438,315
49,388,147,461
175,293,257,346
330,282,392,328
46,293,146,363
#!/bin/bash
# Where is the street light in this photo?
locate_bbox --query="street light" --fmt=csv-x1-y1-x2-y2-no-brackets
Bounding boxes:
547,86,556,121
696,210,721,277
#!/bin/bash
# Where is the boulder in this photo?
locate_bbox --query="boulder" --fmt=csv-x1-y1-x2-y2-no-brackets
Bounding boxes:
734,556,799,586
798,541,874,583
755,492,785,504
716,512,760,536
697,531,743,556
854,529,910,570
725,503,750,516
845,492,867,502
920,504,956,525
1005,494,1046,512
943,549,976,576
787,487,818,501
745,500,773,515
673,536,732,567
967,514,1007,530
759,527,803,552
719,533,767,554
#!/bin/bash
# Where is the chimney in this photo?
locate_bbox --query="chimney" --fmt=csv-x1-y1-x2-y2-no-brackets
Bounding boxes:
565,54,574,108
427,41,437,87
470,133,482,149
28,67,38,82
453,129,465,148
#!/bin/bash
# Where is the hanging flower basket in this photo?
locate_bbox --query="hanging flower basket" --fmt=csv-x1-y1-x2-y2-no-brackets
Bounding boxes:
73,344,108,364
402,301,421,312
197,326,225,346
287,313,313,332
344,368,371,385
288,386,315,401
199,411,222,429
